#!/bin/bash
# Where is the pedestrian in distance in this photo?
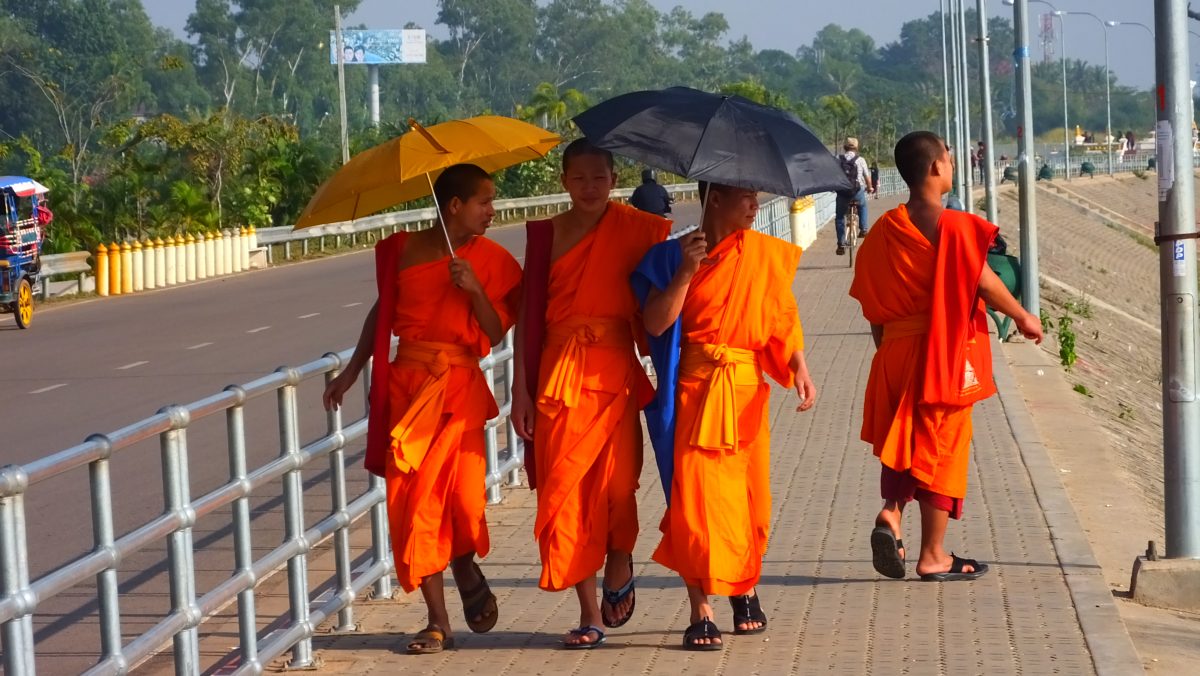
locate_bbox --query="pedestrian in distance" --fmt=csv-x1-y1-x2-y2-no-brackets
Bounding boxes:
834,136,874,255
630,168,674,217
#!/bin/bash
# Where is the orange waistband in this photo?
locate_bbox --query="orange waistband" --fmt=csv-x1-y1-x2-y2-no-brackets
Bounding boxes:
392,340,479,374
882,315,930,343
679,343,762,384
544,316,632,349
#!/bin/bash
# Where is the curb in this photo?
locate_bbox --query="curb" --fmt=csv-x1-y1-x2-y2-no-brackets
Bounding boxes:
992,342,1145,676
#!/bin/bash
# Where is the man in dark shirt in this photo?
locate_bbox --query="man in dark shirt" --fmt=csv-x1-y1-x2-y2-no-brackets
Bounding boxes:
630,169,673,217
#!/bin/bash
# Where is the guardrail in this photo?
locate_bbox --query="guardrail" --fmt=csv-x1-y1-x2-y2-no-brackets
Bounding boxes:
0,332,520,675
258,183,702,263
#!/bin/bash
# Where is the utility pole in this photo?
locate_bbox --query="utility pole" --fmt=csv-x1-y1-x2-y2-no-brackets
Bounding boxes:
1012,0,1039,316
334,5,350,164
941,0,952,145
949,1,967,200
958,0,974,212
1154,0,1200,560
976,0,998,223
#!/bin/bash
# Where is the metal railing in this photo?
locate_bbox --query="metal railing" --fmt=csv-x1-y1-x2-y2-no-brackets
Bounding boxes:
0,333,520,675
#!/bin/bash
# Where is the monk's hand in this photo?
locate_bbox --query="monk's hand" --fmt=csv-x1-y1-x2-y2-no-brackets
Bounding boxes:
1015,311,1044,345
678,231,707,279
450,258,484,297
794,370,817,412
323,371,357,411
512,387,536,441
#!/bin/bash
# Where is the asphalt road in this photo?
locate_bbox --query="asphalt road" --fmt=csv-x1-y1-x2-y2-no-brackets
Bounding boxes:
2,200,702,672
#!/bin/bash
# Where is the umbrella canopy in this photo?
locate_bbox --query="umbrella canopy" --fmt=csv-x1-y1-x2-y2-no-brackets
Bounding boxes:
295,116,561,229
573,87,851,198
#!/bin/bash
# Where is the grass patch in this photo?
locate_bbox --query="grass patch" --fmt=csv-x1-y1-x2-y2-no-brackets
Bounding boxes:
1073,383,1093,397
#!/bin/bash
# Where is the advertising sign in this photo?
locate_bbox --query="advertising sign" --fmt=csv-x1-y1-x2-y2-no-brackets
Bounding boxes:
330,29,426,65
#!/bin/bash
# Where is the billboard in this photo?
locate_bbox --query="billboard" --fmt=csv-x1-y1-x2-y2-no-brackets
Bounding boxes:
329,29,426,65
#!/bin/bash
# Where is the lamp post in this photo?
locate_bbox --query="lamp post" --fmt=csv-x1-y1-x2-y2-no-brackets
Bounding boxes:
1004,0,1070,179
1008,0,1039,316
1061,11,1113,175
1107,20,1155,142
976,0,998,222
941,0,952,145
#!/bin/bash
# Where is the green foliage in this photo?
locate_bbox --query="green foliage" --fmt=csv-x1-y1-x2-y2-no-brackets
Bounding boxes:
1057,312,1077,371
1073,384,1092,397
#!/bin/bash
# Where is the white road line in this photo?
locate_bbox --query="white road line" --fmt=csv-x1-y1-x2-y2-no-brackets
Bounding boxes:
247,326,271,334
187,342,214,350
298,312,321,319
116,361,149,370
30,383,67,395
343,302,363,308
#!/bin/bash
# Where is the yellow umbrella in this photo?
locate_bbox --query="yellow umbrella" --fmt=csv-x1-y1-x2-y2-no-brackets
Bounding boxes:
295,116,561,251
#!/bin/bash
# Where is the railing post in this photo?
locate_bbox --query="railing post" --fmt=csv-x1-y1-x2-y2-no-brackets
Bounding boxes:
87,433,125,671
224,386,260,672
324,354,356,632
0,465,35,676
159,405,200,676
277,368,315,668
502,332,521,487
484,357,502,505
362,362,394,600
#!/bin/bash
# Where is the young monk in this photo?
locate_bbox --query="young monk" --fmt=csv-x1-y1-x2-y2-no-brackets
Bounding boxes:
512,139,670,649
323,163,522,654
849,131,1042,582
633,181,817,650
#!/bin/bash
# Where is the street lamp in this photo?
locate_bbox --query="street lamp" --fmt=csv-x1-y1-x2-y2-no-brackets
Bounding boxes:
1005,0,1070,179
1106,21,1155,147
1060,11,1114,175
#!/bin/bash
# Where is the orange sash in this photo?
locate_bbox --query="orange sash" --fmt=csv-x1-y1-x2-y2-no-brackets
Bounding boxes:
389,340,479,474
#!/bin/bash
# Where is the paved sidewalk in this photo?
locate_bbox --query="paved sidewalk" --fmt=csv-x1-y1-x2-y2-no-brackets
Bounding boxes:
286,205,1142,675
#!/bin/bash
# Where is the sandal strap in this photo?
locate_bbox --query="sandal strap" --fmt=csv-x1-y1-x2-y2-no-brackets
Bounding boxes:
950,554,981,574
413,625,446,642
685,618,722,641
569,625,605,640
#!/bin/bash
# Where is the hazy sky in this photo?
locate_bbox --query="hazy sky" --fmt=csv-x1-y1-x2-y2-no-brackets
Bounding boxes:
142,1,1163,88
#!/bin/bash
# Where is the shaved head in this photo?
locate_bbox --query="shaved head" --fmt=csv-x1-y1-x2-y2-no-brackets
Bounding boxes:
894,131,948,188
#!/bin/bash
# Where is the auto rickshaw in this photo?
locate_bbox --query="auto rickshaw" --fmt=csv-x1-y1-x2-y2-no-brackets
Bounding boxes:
0,176,49,329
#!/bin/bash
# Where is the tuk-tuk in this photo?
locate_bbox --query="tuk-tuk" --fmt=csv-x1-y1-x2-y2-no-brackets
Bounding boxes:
0,176,49,329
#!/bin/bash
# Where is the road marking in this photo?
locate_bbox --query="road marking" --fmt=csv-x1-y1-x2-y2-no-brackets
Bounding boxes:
343,302,363,308
247,326,271,334
116,361,149,370
187,342,213,350
30,383,67,395
298,312,320,319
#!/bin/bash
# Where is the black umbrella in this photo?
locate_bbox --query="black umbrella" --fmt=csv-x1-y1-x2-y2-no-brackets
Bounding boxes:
573,86,852,198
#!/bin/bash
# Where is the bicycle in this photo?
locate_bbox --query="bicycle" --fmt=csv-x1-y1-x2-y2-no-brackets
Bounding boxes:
844,200,860,268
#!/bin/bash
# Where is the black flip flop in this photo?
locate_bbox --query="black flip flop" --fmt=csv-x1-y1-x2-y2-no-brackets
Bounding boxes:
728,593,768,635
601,559,636,628
683,618,723,651
459,560,498,633
919,553,989,582
870,525,907,579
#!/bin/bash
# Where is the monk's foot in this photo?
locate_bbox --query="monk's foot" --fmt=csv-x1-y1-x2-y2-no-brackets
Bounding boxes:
916,553,989,582
729,592,768,635
563,624,606,649
600,553,636,628
874,510,905,561
406,624,455,654
683,618,723,651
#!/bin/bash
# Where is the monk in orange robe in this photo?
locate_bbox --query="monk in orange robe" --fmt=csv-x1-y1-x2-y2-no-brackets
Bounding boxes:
849,131,1041,583
512,139,670,648
323,164,522,654
639,182,817,650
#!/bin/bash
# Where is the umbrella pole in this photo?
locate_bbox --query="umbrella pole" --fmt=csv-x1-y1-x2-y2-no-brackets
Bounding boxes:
425,172,456,258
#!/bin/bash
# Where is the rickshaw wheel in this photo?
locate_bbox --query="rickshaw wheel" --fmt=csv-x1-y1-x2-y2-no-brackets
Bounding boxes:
14,278,32,329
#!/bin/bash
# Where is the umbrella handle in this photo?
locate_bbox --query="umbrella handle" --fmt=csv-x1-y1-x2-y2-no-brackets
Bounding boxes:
425,172,456,258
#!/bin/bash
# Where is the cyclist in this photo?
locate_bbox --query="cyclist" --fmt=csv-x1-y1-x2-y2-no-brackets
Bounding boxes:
835,137,874,255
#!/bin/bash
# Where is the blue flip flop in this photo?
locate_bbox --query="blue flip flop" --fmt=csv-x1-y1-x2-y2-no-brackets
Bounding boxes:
563,624,606,650
601,560,636,628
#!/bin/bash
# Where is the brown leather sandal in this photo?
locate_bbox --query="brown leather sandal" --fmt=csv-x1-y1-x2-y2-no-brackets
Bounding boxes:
406,624,455,654
459,560,499,633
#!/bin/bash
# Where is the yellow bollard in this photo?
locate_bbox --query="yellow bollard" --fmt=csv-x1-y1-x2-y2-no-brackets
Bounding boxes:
96,243,109,297
230,228,243,273
185,233,198,282
132,240,144,292
204,232,216,278
154,237,166,288
108,242,122,296
196,232,207,280
240,226,250,270
120,241,133,294
248,225,257,250
174,234,187,283
164,235,177,286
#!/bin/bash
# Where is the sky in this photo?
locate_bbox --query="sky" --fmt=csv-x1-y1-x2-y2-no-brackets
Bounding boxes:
142,1,1163,89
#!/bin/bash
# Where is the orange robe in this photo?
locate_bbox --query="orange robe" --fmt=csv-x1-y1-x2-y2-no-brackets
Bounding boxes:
532,202,669,591
382,234,521,592
651,229,804,597
848,205,997,513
